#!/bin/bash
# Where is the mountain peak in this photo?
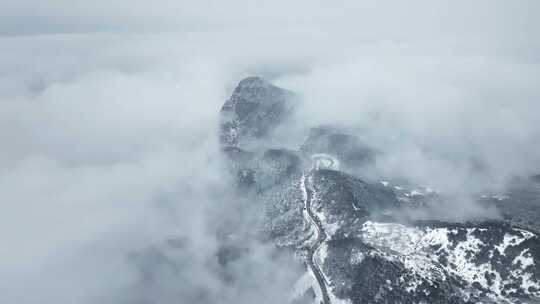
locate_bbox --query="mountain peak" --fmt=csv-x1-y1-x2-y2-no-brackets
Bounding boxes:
236,76,267,88
219,77,294,147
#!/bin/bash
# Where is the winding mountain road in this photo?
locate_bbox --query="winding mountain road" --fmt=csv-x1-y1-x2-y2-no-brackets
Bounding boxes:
301,172,331,304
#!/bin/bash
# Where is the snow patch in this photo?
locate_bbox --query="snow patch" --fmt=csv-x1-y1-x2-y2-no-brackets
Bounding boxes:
492,194,510,201
513,249,535,269
495,229,534,256
360,221,423,255
315,242,328,266
316,211,340,240
350,248,365,265
360,221,540,301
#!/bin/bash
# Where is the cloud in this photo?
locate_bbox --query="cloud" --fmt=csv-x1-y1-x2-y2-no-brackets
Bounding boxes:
2,0,539,38
282,49,540,193
1,1,540,303
0,34,303,303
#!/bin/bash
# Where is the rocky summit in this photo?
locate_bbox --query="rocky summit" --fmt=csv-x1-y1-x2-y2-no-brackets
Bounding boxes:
219,76,295,148
219,77,540,304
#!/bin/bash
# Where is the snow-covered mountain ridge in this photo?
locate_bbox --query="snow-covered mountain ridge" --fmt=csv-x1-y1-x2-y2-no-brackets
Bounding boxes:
219,77,540,304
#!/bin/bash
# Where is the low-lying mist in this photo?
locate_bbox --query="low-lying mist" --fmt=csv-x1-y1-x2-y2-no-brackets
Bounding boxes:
2,1,540,303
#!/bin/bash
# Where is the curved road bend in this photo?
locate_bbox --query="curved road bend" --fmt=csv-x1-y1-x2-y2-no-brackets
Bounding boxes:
311,153,339,171
302,172,331,304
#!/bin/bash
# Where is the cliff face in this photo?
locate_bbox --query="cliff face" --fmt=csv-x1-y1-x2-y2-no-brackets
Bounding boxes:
219,76,294,148
219,77,540,304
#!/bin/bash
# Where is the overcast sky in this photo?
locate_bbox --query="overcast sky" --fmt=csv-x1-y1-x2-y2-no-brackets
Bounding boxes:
1,1,540,303
1,1,539,39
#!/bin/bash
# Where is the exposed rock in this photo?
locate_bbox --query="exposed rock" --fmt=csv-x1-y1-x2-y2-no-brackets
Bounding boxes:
219,76,294,148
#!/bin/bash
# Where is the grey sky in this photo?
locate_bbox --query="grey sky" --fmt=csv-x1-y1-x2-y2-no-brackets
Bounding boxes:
1,1,540,303
1,1,539,39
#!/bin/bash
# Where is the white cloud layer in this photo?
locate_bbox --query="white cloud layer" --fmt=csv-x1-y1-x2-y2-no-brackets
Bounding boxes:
1,1,540,303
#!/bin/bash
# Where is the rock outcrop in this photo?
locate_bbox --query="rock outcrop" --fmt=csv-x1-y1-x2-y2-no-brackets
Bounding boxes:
219,76,294,148
219,77,540,304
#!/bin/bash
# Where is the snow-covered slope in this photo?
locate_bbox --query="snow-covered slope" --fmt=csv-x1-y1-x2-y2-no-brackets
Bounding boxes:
219,77,540,304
